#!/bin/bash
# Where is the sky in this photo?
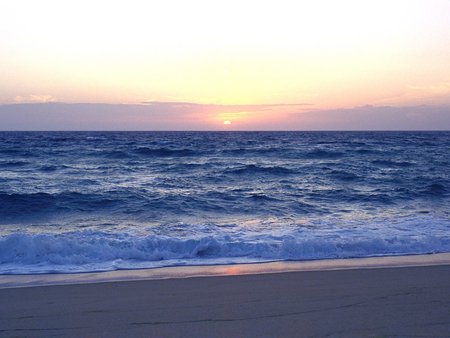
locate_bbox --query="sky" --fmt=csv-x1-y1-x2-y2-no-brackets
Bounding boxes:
1,0,450,130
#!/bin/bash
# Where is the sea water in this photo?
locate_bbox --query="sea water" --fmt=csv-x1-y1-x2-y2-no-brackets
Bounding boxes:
0,131,449,274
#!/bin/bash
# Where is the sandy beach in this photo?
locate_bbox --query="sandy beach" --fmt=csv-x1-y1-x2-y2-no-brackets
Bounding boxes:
1,263,450,338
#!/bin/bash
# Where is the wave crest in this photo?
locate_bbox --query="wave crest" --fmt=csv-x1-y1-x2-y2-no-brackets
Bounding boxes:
1,219,449,274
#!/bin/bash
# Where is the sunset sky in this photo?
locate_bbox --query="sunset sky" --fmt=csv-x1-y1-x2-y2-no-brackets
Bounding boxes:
1,0,450,130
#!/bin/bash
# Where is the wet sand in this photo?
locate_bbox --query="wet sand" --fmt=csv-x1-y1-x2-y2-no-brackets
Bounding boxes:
1,264,450,338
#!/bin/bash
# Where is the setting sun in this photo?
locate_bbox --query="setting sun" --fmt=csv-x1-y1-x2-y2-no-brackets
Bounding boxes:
223,120,232,125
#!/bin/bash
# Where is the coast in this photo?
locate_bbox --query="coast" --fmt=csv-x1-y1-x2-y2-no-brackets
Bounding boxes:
1,254,450,337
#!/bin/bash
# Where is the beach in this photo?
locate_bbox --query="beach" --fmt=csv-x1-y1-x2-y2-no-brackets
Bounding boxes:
1,261,449,338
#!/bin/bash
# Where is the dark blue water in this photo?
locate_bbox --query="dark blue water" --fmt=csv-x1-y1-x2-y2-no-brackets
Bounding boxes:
0,131,449,273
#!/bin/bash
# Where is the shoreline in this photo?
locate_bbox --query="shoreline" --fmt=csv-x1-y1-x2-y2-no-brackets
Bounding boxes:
2,252,450,289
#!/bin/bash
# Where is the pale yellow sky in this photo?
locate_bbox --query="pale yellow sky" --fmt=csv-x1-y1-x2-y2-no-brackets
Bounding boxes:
1,0,450,129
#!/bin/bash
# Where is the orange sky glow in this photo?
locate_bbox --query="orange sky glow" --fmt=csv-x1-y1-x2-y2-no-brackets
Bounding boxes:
1,0,450,130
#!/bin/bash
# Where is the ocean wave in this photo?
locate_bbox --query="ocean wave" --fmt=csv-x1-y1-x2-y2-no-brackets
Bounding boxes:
420,183,448,197
221,147,286,156
351,147,381,154
37,164,68,172
102,150,135,159
133,147,197,157
304,149,344,159
0,192,56,217
0,148,34,157
0,160,30,168
226,164,295,175
371,159,414,167
1,220,449,274
0,192,121,218
329,170,360,181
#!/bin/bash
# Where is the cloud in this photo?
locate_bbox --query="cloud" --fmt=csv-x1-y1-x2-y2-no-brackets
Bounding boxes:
0,102,449,130
292,105,450,130
0,102,211,130
14,94,57,103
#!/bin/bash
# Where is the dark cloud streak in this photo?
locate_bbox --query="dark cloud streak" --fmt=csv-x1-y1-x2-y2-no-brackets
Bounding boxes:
292,105,450,130
0,102,449,130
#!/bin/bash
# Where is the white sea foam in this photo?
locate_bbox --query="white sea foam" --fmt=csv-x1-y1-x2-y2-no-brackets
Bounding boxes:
1,217,449,274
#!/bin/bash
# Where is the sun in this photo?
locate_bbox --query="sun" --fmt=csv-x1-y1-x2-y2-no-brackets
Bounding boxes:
223,120,232,125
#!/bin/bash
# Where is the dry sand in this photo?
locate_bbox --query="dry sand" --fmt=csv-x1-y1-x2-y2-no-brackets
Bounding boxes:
1,264,450,338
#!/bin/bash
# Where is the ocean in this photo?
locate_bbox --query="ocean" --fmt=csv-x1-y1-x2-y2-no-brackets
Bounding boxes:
0,131,449,274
